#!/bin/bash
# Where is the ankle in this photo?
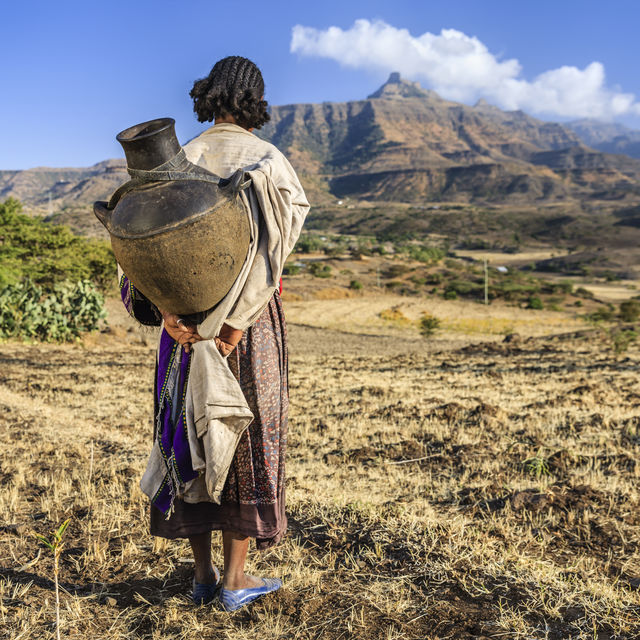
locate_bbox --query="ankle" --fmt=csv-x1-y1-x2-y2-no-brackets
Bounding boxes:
194,564,218,584
223,571,246,590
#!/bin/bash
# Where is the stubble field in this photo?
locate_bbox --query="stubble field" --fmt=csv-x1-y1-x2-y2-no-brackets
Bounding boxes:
1,295,639,639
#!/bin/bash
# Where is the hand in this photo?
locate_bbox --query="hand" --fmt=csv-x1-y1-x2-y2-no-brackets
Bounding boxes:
160,310,203,353
214,323,243,358
214,337,236,357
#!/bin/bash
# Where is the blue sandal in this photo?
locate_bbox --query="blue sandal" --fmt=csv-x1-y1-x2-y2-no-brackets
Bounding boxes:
219,577,282,612
192,566,221,605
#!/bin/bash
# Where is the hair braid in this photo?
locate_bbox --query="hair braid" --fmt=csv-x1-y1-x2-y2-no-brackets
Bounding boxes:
190,56,270,129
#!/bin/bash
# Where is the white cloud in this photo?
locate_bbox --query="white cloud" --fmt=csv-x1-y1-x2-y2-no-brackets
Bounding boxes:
291,19,640,120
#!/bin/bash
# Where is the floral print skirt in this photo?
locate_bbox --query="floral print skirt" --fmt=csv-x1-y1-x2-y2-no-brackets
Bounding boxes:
150,292,288,550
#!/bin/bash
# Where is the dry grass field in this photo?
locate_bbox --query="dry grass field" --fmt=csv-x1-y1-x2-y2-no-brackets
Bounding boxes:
1,295,639,639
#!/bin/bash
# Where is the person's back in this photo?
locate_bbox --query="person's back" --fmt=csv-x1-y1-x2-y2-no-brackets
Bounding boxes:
121,55,308,613
185,122,307,211
185,122,273,176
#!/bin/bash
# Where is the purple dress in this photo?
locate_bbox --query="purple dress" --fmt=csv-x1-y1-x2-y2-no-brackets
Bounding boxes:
120,275,288,550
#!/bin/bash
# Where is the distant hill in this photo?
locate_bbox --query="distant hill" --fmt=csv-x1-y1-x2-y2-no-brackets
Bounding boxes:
0,159,127,222
3,73,640,220
566,119,640,160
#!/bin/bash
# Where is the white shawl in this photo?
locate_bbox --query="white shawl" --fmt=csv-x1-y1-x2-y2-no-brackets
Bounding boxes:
140,123,309,505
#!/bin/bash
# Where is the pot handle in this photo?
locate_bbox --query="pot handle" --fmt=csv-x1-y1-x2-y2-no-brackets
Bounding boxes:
220,169,251,194
93,201,112,230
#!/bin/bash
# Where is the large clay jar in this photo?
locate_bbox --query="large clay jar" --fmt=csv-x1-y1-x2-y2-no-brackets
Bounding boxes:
94,117,250,316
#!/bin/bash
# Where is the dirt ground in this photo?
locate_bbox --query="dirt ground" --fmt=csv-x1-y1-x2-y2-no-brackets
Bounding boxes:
1,298,639,639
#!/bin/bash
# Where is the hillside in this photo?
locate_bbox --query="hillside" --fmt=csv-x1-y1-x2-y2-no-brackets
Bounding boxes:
259,73,640,203
567,119,640,159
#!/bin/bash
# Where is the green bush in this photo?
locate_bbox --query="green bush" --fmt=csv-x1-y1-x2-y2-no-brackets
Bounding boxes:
385,264,411,278
283,264,301,276
294,235,325,254
555,281,574,295
609,328,638,355
308,262,332,278
406,245,445,264
349,280,363,290
419,313,441,338
527,296,544,310
0,279,105,342
575,287,595,299
0,198,116,291
587,306,616,323
619,300,640,323
323,246,343,258
446,280,483,296
443,289,458,300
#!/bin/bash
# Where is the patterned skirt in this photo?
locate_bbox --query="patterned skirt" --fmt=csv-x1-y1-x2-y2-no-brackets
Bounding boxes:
150,292,288,550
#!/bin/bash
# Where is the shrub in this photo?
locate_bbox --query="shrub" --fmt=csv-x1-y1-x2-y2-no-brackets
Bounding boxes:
385,264,410,278
407,245,445,264
419,313,441,338
294,235,324,254
587,306,616,324
527,296,544,310
447,280,482,296
575,287,595,300
0,198,116,291
349,280,363,290
443,289,458,300
283,264,301,276
609,328,638,355
308,262,332,278
0,279,105,342
619,300,640,323
555,281,574,295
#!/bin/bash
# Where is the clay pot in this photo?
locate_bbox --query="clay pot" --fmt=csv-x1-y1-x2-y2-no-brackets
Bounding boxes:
94,118,250,315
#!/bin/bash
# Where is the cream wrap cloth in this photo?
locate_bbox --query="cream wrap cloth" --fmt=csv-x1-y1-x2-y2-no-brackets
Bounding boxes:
140,123,309,506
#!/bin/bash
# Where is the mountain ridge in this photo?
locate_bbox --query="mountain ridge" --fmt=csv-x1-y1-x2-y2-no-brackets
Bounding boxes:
566,118,640,159
256,73,640,203
3,73,640,214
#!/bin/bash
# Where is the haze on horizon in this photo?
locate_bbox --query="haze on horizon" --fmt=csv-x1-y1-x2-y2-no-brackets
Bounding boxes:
2,0,639,169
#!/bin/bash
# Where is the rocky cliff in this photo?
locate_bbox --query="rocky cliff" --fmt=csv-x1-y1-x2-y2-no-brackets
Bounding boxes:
258,73,640,203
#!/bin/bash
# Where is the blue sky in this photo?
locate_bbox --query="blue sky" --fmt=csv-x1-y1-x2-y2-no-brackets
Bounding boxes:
2,0,639,169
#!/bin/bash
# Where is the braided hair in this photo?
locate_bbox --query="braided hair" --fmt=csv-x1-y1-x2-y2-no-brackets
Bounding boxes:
190,56,270,129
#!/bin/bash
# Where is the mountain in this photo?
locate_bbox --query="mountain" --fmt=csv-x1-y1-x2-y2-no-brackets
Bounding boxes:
566,119,640,160
0,160,127,212
258,73,640,203
4,73,640,218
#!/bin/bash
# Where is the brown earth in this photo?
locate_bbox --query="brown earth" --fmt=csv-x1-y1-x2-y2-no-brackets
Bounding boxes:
1,305,639,639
